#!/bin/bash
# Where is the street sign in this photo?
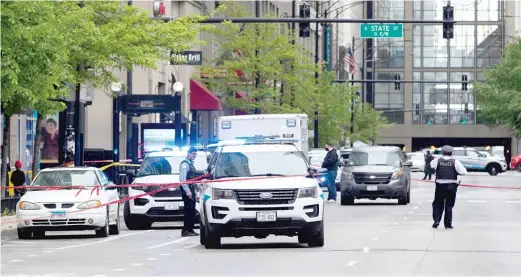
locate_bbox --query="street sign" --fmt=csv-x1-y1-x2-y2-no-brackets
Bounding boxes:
360,23,403,38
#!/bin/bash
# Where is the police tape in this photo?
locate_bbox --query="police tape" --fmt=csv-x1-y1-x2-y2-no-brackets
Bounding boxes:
0,173,323,225
411,179,521,190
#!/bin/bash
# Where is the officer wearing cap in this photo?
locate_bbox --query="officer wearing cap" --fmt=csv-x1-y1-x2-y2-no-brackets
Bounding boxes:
430,145,467,229
179,147,202,237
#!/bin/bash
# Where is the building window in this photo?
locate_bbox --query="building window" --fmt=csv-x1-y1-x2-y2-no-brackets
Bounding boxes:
374,72,404,124
421,72,448,125
477,0,502,21
449,72,475,125
476,72,488,124
413,25,422,67
375,0,404,20
422,25,448,68
375,39,404,68
451,25,475,68
477,25,503,68
412,72,421,124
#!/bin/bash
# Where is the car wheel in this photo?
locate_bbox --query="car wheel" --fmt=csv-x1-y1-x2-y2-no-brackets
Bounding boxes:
406,189,411,204
307,222,324,247
109,204,120,235
398,192,408,205
298,233,308,243
96,209,110,237
487,164,500,176
204,225,221,249
200,223,207,246
517,164,521,172
340,194,355,206
17,228,32,239
123,201,152,230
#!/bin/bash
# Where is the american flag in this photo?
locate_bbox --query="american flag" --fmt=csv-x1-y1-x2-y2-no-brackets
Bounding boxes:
344,44,356,75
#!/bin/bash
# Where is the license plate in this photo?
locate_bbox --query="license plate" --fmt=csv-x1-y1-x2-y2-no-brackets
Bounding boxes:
164,203,180,210
50,212,67,219
256,211,277,222
367,185,378,191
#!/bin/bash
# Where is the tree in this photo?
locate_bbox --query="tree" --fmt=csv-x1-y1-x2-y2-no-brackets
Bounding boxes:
199,2,319,115
1,1,206,184
475,39,521,138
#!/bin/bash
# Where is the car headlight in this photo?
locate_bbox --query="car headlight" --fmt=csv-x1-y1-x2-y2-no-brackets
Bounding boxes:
19,201,40,210
298,186,318,198
212,188,235,200
77,200,102,209
392,171,404,180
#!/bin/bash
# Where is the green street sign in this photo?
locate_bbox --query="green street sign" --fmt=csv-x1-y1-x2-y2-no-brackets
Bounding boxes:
360,24,403,38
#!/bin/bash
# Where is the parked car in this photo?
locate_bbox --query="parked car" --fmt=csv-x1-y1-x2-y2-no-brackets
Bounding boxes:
511,155,521,171
406,152,425,172
309,148,342,191
16,167,120,239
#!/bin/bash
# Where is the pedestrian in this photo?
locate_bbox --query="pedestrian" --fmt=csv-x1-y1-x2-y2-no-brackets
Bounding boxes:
430,145,467,229
321,143,339,203
179,147,202,237
423,150,434,180
10,160,26,197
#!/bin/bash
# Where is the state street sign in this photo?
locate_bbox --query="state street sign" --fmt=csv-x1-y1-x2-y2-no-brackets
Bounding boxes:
360,23,403,38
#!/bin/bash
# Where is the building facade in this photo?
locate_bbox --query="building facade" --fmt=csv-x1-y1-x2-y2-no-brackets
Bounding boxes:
352,0,519,156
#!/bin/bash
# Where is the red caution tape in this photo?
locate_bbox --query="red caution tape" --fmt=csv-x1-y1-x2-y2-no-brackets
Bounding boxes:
412,178,521,190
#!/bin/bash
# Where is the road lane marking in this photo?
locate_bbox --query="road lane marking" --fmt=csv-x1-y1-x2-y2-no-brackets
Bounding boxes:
27,255,38,258
466,200,486,203
392,223,398,225
182,243,199,249
413,206,418,209
404,217,408,220
372,237,378,241
130,263,143,266
56,230,154,250
147,257,158,261
160,253,171,256
9,260,23,263
362,247,370,253
345,261,357,267
506,200,521,204
43,250,53,253
409,212,414,214
381,230,388,233
113,269,126,272
90,275,106,277
146,237,190,250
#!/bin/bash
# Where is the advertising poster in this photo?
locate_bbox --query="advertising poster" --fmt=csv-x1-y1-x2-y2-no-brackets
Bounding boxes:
40,114,60,163
142,129,183,154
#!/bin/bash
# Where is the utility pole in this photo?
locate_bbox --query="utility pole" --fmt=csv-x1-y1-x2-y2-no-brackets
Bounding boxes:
349,37,355,148
253,0,261,114
126,0,133,161
313,1,319,149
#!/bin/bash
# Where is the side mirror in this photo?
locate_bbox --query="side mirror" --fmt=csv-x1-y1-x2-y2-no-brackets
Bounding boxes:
337,161,345,167
105,182,117,190
404,161,413,167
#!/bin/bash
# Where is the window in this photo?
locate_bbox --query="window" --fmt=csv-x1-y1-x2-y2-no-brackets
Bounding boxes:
375,40,405,68
467,150,480,158
32,170,101,187
349,150,402,166
453,150,465,156
99,171,109,185
138,154,208,176
421,72,448,124
374,72,404,124
451,25,475,67
477,0,501,21
375,0,404,20
449,72,475,125
477,25,503,68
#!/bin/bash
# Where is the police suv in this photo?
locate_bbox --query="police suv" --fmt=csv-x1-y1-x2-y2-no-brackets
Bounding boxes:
199,141,325,248
433,147,507,176
124,149,208,230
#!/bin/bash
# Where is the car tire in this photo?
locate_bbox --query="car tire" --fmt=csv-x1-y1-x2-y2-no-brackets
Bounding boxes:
298,233,308,243
123,201,152,230
487,164,500,176
398,191,409,205
517,164,521,172
340,194,355,206
109,204,120,235
17,228,32,240
96,209,110,237
204,225,221,249
307,222,324,247
406,189,411,204
200,223,207,246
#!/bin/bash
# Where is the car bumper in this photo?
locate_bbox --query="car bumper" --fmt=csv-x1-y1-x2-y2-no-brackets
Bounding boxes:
16,209,106,231
340,179,407,199
207,219,323,237
128,188,200,222
204,197,323,236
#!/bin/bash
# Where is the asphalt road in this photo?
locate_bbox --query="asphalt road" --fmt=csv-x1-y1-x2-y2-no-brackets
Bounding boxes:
1,171,520,276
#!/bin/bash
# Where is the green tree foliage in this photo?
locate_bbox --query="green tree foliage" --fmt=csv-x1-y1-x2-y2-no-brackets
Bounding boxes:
475,39,521,138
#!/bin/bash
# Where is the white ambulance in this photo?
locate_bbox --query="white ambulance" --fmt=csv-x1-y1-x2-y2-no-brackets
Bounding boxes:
217,114,309,159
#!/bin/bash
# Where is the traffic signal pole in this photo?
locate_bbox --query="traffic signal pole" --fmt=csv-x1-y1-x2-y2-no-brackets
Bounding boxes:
313,2,319,149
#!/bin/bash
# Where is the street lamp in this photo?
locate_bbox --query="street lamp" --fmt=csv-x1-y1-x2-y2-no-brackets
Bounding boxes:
173,82,183,147
111,82,122,183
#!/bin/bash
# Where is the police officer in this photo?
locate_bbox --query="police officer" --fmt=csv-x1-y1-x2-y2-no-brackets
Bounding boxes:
179,147,202,237
430,145,467,229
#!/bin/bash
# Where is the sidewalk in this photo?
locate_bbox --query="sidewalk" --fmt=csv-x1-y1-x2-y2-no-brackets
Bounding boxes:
1,215,17,237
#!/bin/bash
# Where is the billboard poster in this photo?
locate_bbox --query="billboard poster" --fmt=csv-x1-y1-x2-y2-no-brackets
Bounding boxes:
142,129,184,154
40,114,60,163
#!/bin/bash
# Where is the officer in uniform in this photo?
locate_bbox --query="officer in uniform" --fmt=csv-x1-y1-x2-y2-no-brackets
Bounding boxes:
430,145,467,229
179,147,203,237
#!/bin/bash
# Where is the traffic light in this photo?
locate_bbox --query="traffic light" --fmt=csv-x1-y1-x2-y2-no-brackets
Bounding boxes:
394,74,401,90
299,4,310,37
443,4,454,39
462,74,468,90
464,103,469,114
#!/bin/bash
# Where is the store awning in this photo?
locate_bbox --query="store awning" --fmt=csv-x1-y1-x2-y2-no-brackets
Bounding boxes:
235,91,252,102
190,79,223,111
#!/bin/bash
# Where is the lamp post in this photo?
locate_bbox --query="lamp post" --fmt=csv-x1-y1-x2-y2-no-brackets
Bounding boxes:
111,82,121,184
173,82,183,147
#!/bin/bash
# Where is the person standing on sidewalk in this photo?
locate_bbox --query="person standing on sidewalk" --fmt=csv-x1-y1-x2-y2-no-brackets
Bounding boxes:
322,143,339,203
10,160,26,197
423,150,434,180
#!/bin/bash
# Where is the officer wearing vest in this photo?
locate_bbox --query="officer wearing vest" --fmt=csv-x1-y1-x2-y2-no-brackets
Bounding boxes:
429,145,467,229
179,147,202,237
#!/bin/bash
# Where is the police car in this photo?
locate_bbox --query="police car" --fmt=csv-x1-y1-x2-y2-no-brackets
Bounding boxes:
199,141,325,248
433,147,507,176
124,148,208,230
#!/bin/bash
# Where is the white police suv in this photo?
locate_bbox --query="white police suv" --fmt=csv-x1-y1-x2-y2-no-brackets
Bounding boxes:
124,149,208,230
433,147,507,176
199,141,325,249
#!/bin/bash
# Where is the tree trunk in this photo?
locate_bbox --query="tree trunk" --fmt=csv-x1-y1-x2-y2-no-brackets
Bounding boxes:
32,113,44,181
1,114,11,193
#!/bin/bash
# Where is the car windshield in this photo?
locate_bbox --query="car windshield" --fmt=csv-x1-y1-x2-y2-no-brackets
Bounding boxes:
214,150,308,178
137,154,207,177
349,150,402,166
32,170,100,187
309,153,326,166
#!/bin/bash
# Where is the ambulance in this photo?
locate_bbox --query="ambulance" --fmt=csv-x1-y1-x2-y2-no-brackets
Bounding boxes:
217,114,309,159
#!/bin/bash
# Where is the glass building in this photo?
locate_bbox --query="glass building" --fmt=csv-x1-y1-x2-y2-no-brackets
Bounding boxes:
360,0,518,155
